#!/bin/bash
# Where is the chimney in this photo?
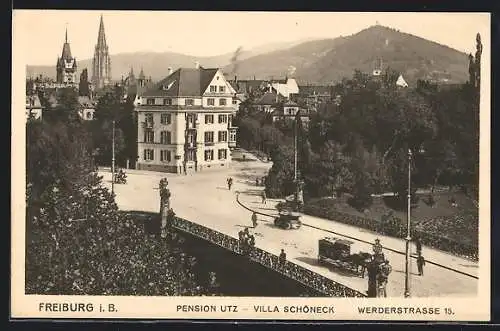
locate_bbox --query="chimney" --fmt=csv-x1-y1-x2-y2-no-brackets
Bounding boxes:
168,67,173,75
195,61,200,69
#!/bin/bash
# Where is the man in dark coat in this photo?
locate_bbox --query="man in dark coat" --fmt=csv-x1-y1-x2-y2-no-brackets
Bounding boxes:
417,255,426,276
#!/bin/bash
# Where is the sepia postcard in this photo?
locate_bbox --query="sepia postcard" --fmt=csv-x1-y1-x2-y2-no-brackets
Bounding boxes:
11,10,491,321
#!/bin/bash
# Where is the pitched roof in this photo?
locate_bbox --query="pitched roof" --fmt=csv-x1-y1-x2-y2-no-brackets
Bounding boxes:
256,92,279,105
142,67,219,97
78,96,96,107
298,85,332,96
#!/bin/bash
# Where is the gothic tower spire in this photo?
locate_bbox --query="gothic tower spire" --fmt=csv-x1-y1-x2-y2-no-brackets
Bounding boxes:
56,24,77,85
92,14,112,89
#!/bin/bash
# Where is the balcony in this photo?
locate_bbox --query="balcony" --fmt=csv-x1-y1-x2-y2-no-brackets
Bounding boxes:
142,121,154,129
186,142,196,149
204,141,215,147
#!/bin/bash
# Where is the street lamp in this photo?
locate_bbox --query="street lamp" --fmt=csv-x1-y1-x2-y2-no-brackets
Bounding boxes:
404,148,412,298
111,119,116,196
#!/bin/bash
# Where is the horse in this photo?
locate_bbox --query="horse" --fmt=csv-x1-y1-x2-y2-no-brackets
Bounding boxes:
345,252,372,277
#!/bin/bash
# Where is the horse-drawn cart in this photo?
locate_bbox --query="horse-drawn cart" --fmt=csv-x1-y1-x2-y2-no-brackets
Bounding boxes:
274,211,302,230
318,237,372,277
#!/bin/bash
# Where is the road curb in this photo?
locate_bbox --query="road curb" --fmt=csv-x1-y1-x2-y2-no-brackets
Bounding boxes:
235,193,478,280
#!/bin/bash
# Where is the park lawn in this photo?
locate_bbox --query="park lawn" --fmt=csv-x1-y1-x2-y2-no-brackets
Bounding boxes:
304,191,478,247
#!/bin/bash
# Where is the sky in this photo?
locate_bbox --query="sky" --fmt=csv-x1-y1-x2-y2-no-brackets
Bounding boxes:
13,11,490,65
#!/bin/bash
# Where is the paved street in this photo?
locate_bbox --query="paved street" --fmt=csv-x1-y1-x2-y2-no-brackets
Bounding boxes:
100,150,478,298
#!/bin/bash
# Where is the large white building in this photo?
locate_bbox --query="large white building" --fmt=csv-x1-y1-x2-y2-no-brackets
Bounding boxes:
135,66,238,174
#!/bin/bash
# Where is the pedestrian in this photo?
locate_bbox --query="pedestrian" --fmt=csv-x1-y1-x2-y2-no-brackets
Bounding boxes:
251,212,258,228
261,190,267,204
415,237,422,256
372,238,383,262
256,178,259,186
377,259,392,298
249,235,255,248
417,255,426,276
227,177,233,190
279,249,286,266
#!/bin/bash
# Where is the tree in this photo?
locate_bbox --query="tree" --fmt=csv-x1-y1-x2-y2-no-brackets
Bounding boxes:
26,116,210,296
91,89,128,166
79,69,90,97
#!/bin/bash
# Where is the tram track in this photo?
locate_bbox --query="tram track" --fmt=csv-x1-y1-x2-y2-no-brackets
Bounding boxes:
235,192,478,280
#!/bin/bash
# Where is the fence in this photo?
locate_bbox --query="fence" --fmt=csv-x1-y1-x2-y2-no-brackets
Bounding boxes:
171,217,366,298
303,204,478,261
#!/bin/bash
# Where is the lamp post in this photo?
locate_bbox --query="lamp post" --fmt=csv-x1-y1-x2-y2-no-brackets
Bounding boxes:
111,119,116,196
404,148,412,298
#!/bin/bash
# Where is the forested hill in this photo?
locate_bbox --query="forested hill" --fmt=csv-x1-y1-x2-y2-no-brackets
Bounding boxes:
228,25,470,85
27,25,469,85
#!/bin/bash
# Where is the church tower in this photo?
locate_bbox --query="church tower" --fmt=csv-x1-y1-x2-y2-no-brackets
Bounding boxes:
92,15,112,89
56,27,77,85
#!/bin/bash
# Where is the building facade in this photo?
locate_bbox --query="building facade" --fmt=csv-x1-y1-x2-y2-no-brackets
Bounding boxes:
56,29,77,85
135,66,238,173
26,94,43,120
91,15,112,89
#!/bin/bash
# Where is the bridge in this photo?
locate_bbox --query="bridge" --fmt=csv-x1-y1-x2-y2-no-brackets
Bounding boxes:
100,150,478,298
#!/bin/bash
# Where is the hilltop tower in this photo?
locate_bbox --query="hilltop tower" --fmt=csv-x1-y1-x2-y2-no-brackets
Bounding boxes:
56,27,77,85
91,15,112,89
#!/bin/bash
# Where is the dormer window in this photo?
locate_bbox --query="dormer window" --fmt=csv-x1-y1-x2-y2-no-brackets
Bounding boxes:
162,81,175,90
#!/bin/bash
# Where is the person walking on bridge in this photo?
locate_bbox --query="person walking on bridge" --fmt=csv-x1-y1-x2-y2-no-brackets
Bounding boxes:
279,249,287,266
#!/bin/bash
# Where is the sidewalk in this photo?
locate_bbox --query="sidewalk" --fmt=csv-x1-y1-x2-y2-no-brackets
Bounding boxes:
238,190,478,278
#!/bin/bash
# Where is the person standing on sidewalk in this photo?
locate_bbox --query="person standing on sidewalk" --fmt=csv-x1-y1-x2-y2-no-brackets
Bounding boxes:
415,236,422,256
417,254,426,276
261,190,267,204
251,212,258,228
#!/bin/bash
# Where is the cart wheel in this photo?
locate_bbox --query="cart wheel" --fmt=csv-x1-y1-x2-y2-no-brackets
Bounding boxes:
285,222,292,230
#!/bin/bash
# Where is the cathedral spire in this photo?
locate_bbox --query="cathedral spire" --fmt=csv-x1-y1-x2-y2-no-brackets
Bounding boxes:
65,24,68,43
92,14,112,89
97,14,107,47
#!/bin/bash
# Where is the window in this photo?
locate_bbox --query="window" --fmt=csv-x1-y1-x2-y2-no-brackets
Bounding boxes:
86,112,92,120
218,131,227,142
204,131,214,144
229,130,236,142
187,132,194,143
144,130,154,143
219,98,227,106
144,149,154,161
187,149,196,161
218,149,227,160
145,113,154,123
205,114,214,124
219,86,226,93
210,85,217,93
146,98,155,105
232,100,238,105
160,131,171,144
207,98,215,106
204,150,214,161
160,150,171,162
186,99,195,106
163,98,172,105
218,114,228,123
187,115,194,126
160,113,171,124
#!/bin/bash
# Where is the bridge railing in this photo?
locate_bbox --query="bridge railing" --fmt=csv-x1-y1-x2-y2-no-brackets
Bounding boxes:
171,217,366,298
